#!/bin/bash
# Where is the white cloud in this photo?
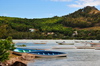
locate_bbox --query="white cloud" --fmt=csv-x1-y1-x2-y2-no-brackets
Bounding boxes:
68,0,100,8
50,0,71,2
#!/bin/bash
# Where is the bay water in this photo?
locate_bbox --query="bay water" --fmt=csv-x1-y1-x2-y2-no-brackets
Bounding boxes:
14,40,100,66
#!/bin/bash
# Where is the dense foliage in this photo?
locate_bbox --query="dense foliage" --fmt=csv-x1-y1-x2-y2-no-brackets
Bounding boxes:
0,37,15,62
0,6,100,39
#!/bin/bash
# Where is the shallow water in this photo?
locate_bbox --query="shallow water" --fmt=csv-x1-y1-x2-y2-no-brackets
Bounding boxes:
27,49,100,66
14,40,100,66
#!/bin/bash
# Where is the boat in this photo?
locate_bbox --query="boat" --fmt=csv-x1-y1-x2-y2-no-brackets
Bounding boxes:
56,41,63,43
95,47,100,50
74,41,87,43
76,46,95,49
34,43,46,44
28,51,67,58
52,47,76,49
57,41,74,45
58,43,74,45
90,43,100,45
90,43,100,47
13,48,45,53
74,41,80,43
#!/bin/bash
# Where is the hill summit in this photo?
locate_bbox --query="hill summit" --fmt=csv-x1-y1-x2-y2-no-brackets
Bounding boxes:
64,6,100,17
82,6,100,14
61,6,100,28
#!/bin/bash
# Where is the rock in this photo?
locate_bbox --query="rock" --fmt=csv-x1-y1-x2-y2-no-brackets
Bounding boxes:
3,52,35,66
11,61,27,66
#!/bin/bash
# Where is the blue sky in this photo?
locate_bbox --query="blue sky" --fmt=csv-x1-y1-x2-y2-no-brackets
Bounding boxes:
0,0,100,18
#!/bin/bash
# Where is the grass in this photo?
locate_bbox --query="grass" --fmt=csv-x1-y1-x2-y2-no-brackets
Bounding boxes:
17,44,26,47
75,26,100,30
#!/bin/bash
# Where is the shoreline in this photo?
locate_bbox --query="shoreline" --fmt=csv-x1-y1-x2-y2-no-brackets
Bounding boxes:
1,51,35,66
12,39,100,44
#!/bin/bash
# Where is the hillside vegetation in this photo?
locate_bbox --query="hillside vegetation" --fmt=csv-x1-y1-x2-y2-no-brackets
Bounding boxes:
0,6,100,39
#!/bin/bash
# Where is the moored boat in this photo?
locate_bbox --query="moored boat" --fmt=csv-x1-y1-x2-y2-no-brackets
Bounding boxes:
34,43,46,44
58,43,74,45
76,46,95,49
13,48,45,53
28,51,67,58
52,46,76,49
90,43,100,47
95,47,100,50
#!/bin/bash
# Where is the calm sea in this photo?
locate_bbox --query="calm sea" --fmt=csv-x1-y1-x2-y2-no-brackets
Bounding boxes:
14,40,100,66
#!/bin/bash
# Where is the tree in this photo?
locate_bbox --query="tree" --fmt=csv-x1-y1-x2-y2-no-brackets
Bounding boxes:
0,37,15,62
96,34,100,40
0,24,8,38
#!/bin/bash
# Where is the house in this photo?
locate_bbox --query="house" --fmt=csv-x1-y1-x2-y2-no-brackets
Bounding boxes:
47,32,54,35
72,31,78,37
29,28,35,32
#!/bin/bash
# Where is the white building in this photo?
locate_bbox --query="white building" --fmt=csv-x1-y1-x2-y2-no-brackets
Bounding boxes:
29,28,35,32
72,31,78,37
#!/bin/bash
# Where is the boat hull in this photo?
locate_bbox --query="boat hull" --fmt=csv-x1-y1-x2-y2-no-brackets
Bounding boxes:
34,54,67,58
28,51,67,58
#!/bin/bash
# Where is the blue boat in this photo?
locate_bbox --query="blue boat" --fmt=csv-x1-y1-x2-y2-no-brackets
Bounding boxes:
28,51,67,58
13,48,45,53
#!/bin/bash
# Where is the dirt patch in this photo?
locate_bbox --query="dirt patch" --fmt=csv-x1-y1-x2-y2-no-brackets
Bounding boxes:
1,51,35,66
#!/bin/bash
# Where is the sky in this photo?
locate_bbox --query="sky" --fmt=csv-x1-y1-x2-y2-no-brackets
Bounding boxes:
0,0,100,18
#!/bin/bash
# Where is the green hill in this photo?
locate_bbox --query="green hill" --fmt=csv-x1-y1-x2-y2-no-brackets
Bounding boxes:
0,6,100,39
61,6,100,28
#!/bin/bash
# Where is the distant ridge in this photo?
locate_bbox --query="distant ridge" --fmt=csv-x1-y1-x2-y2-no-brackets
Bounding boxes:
64,6,100,17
